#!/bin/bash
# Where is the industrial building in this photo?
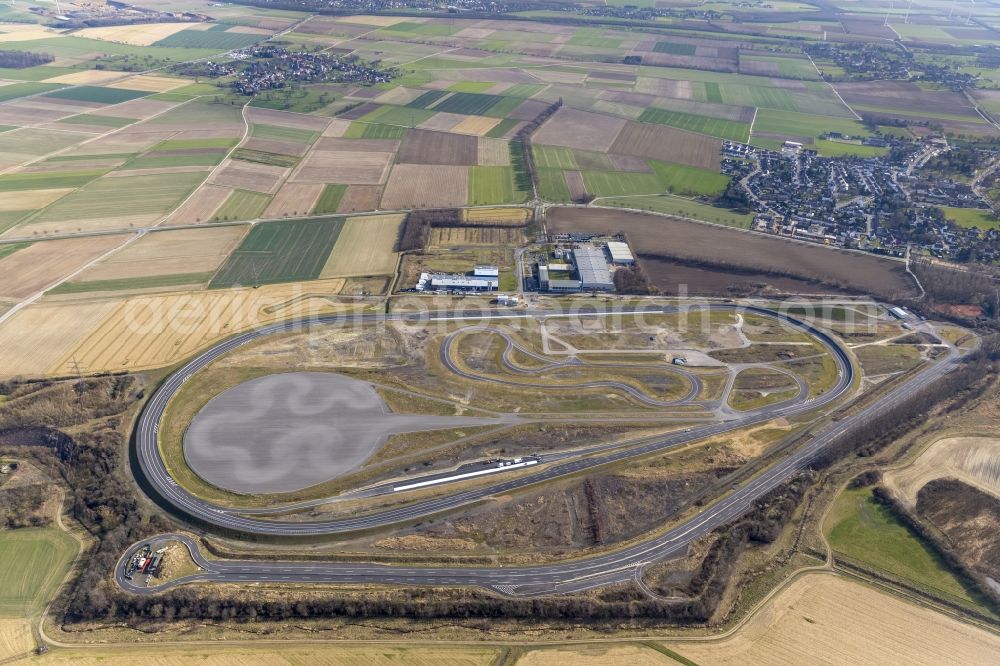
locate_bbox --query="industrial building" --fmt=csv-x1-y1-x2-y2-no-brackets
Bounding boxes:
417,272,498,292
606,241,635,265
532,244,620,293
572,245,615,291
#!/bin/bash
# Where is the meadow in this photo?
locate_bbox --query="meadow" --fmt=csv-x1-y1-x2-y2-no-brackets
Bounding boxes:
825,486,982,609
0,528,77,617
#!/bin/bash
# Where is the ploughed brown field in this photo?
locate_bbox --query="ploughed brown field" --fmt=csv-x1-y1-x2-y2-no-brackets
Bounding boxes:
546,208,917,298
397,129,479,166
609,122,722,170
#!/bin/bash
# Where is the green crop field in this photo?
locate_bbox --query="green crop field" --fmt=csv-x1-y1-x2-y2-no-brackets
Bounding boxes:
0,128,90,157
649,161,729,196
358,104,435,127
652,41,696,56
123,152,226,170
155,28,264,49
704,81,723,104
232,148,299,168
469,166,523,205
602,194,754,228
50,272,215,294
503,84,545,99
250,124,319,144
448,81,495,93
312,184,347,215
537,168,571,202
0,211,28,235
58,114,135,129
0,81,63,102
752,108,868,140
533,145,578,169
0,241,30,261
584,170,664,197
213,189,272,222
210,216,345,288
639,107,750,141
0,169,106,192
826,486,985,611
941,206,1000,231
406,90,448,108
0,528,78,617
814,139,889,158
741,54,819,80
31,172,205,224
157,137,240,151
344,121,408,139
44,85,148,104
432,92,505,116
568,28,623,49
381,21,461,37
486,118,519,138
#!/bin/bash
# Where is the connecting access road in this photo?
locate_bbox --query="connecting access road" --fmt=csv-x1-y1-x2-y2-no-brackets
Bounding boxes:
118,303,964,597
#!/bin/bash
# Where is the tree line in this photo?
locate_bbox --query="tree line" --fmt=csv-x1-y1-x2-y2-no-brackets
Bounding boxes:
0,50,53,69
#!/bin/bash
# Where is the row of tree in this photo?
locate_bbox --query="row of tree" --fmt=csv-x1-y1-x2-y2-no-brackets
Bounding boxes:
0,50,53,69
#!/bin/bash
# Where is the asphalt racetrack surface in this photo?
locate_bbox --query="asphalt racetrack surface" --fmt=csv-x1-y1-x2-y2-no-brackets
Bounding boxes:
120,304,963,596
184,372,512,494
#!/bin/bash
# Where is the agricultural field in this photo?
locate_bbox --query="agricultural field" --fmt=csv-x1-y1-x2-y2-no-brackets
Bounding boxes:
210,216,345,288
63,226,247,288
0,528,77,618
0,234,128,299
21,171,206,235
666,574,1000,665
885,436,1000,507
212,189,272,222
825,486,983,609
320,213,403,278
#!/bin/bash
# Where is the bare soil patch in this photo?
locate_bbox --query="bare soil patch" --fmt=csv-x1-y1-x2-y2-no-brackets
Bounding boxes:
533,108,626,152
163,184,233,226
418,112,465,132
610,121,722,170
836,80,977,116
0,234,128,300
211,159,288,194
246,107,330,131
397,129,479,166
294,150,393,185
314,137,400,152
79,225,246,281
243,137,311,157
477,137,510,166
380,164,469,209
263,182,324,218
337,185,381,213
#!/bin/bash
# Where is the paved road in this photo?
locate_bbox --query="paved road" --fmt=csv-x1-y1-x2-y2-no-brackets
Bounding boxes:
119,304,962,596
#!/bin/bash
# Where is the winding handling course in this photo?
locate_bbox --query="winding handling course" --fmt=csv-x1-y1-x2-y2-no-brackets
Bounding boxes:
119,303,964,596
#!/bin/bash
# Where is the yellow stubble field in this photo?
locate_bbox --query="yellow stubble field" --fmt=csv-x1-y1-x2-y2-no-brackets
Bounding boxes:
76,226,248,282
663,574,1000,665
320,213,403,278
49,280,352,375
74,23,194,46
0,280,356,377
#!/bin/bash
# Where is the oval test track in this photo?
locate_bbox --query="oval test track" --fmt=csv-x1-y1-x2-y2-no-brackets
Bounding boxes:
120,304,961,596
